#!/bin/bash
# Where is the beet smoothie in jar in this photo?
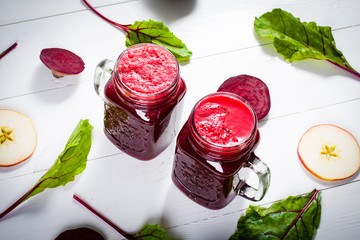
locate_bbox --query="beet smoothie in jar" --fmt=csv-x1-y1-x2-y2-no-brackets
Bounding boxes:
172,92,270,209
95,44,186,160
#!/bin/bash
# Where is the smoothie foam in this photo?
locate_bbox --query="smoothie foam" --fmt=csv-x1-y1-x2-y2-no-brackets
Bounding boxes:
194,94,254,146
118,45,177,94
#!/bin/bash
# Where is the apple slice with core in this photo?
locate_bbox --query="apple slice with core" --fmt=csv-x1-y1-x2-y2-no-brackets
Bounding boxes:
0,109,37,167
298,124,360,181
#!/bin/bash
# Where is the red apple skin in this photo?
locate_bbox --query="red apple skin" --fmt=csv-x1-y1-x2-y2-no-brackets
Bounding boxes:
297,150,358,181
0,109,37,167
0,155,33,167
297,124,360,181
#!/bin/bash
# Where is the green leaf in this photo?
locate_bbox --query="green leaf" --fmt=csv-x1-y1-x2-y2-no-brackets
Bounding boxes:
125,20,192,62
254,8,360,77
25,119,93,200
229,189,321,240
0,119,93,219
134,224,168,240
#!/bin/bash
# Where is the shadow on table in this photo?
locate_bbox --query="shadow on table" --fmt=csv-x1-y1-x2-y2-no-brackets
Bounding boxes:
298,157,360,187
31,64,78,103
159,182,249,239
143,0,197,22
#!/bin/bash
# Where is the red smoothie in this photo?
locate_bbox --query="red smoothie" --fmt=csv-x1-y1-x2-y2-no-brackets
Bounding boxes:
118,45,177,94
194,94,255,147
103,44,186,160
172,92,259,209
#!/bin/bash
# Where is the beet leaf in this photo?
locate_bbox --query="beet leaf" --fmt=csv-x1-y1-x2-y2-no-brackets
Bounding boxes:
82,0,192,62
229,189,321,240
254,8,360,78
125,20,192,62
0,42,18,60
0,119,93,220
134,224,168,240
73,195,168,240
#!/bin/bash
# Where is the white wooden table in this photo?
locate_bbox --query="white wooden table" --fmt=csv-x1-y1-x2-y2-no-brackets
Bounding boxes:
1,0,360,239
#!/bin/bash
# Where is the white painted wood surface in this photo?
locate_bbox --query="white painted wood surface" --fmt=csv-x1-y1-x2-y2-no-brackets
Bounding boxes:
1,0,359,239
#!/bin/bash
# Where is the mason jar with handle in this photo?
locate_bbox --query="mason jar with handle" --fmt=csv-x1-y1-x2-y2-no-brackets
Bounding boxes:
94,43,186,161
172,92,270,209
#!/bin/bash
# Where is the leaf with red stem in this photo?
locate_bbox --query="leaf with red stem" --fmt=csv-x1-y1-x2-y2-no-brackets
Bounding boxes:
229,189,322,240
82,0,192,62
125,19,192,62
73,195,168,240
0,120,93,220
0,42,18,60
255,9,360,78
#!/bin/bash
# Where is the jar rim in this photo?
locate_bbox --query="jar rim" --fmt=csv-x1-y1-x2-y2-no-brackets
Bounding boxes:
113,43,180,103
189,92,258,153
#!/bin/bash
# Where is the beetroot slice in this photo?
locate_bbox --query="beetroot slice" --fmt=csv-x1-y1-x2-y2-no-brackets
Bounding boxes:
40,48,85,78
55,227,105,240
217,74,271,120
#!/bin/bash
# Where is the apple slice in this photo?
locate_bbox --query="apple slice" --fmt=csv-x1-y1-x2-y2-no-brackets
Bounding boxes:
298,124,360,181
0,109,37,167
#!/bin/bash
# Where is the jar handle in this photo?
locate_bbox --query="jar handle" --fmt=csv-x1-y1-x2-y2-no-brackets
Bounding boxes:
94,59,114,100
234,152,271,201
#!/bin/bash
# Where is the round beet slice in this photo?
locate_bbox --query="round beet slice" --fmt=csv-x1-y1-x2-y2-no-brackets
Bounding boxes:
217,74,271,120
55,227,105,240
40,48,85,78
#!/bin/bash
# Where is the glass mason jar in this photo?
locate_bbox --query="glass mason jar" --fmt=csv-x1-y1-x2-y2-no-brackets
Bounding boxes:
172,92,270,209
94,44,186,160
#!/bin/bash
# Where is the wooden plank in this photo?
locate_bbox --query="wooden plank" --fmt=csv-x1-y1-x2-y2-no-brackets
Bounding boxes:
0,0,136,26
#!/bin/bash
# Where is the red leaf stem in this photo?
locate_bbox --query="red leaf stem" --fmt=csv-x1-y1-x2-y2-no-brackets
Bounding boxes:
82,0,130,32
0,42,18,60
0,191,29,219
327,60,360,78
0,181,41,220
267,189,321,239
73,194,135,240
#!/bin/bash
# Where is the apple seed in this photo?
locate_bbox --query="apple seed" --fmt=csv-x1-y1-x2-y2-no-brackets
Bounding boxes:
320,144,339,160
0,126,14,144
